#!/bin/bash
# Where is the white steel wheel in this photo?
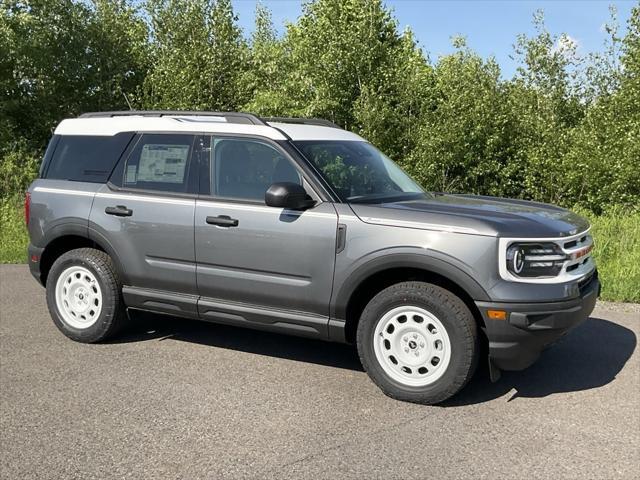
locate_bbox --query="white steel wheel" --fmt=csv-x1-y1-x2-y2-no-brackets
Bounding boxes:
373,305,452,387
54,266,103,329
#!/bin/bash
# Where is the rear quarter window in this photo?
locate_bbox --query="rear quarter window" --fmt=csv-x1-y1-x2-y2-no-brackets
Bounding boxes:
44,133,134,183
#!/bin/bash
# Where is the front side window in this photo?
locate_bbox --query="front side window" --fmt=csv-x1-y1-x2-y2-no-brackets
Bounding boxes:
120,134,195,193
294,140,425,203
208,137,302,202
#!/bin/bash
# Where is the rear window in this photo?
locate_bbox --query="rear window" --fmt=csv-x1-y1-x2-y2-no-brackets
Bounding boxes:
44,133,134,182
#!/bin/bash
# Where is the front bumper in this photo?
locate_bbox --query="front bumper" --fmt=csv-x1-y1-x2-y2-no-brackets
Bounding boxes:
475,271,600,371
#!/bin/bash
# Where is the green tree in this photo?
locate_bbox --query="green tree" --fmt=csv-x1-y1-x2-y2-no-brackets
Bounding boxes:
583,5,623,101
1,0,149,152
505,11,586,205
243,2,284,105
564,5,640,212
404,38,511,195
247,0,429,162
353,28,434,162
143,0,249,111
248,0,400,124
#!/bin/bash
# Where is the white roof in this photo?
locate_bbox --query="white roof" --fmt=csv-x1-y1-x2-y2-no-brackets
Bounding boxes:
54,115,365,142
267,122,364,141
54,116,287,140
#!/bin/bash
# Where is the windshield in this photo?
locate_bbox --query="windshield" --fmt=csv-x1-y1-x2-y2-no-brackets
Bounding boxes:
294,140,426,203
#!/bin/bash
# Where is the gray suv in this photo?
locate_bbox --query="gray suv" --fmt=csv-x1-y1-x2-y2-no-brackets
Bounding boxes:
26,111,600,404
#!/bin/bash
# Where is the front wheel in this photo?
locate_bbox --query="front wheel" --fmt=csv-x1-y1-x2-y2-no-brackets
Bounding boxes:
356,281,479,404
46,248,126,343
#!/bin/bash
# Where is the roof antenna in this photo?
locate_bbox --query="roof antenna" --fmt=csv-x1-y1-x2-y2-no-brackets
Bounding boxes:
122,91,133,111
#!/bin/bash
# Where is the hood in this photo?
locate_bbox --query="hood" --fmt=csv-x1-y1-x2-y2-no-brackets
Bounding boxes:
349,194,590,238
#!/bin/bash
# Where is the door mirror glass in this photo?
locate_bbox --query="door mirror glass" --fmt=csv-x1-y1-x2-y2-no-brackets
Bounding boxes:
265,182,316,210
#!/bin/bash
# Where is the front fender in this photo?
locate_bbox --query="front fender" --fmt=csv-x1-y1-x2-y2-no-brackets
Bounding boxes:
330,247,490,323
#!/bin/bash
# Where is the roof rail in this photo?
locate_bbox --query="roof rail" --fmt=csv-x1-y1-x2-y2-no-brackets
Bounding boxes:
263,117,342,129
79,111,266,126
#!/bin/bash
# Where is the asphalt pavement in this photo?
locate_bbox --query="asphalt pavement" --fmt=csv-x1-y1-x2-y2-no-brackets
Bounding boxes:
1,264,638,479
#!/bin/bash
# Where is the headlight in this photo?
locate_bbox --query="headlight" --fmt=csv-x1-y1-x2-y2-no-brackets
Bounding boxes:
506,242,566,278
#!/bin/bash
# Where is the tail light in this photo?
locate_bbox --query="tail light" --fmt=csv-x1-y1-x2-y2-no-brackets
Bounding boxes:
24,191,31,226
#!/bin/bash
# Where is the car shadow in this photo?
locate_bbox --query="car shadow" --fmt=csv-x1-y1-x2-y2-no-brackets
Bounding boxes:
444,316,637,406
113,313,636,404
113,311,364,372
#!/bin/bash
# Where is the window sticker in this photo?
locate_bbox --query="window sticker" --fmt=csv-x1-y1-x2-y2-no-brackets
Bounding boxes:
125,164,137,183
136,144,189,183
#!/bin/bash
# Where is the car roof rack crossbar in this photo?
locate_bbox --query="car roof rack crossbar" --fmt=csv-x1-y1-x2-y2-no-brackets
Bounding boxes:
79,111,266,125
263,117,342,129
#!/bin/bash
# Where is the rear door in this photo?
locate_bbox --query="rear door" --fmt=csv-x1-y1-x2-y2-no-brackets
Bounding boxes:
89,133,199,317
194,135,338,337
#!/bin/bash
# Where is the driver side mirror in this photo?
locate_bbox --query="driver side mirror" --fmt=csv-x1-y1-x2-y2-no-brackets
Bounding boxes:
265,182,316,210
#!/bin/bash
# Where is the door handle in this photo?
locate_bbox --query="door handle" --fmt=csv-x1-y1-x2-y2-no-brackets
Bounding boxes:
206,215,239,227
105,205,133,217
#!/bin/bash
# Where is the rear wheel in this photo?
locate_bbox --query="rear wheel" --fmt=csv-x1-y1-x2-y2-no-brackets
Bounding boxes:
46,248,126,343
356,281,479,404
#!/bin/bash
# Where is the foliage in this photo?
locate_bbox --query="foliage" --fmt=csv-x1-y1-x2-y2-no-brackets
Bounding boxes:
143,0,249,110
581,207,640,302
404,39,511,195
242,0,422,150
2,0,638,214
1,0,639,301
243,2,284,104
0,196,29,263
1,0,150,148
0,140,39,198
564,5,640,213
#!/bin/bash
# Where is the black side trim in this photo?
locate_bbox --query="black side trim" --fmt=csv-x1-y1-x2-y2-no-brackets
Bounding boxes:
87,226,129,285
119,286,330,340
331,252,491,323
328,318,346,343
198,298,328,340
122,286,199,319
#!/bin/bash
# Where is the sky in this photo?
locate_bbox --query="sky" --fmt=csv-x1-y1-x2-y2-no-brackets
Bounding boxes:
231,0,636,78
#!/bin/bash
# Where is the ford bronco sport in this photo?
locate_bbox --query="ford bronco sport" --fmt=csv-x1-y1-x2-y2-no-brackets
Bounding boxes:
26,111,600,404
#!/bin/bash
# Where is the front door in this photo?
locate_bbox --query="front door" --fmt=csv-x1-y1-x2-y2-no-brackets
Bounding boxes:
194,136,338,337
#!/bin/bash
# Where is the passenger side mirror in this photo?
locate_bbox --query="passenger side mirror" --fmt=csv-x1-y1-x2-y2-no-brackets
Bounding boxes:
265,182,316,210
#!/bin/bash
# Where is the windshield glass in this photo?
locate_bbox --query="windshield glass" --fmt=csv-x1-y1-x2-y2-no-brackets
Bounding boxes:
294,140,426,203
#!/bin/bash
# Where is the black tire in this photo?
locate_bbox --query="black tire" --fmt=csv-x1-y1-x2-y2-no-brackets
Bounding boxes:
356,281,479,405
46,248,126,343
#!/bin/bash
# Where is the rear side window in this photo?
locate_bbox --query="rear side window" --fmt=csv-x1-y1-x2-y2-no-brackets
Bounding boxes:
44,133,134,182
117,134,196,193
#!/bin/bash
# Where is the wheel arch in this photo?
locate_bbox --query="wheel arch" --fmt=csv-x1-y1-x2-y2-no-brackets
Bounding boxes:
39,227,124,286
331,253,490,344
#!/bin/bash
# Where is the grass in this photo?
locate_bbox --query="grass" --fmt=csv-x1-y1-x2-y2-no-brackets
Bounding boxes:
0,196,29,264
581,207,640,303
1,197,638,302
